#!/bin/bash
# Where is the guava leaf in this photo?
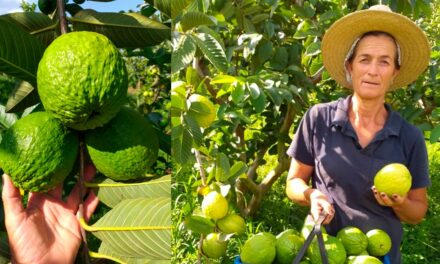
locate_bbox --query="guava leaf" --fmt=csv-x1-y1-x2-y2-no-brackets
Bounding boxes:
172,34,196,74
91,175,171,208
183,215,215,235
171,0,192,19
71,10,170,48
172,124,193,164
91,197,171,259
0,105,17,131
190,33,228,73
215,152,230,182
180,12,216,32
5,81,40,113
154,0,171,17
94,242,169,263
0,12,57,46
0,19,45,86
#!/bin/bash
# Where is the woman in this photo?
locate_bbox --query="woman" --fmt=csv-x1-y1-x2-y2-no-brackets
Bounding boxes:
286,5,431,263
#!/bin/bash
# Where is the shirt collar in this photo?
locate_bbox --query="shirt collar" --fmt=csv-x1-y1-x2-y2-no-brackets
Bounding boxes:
331,95,402,137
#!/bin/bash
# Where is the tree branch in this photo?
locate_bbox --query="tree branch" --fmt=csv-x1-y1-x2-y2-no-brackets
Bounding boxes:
56,0,68,34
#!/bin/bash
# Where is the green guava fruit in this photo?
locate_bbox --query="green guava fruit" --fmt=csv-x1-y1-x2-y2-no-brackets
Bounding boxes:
366,229,391,257
240,232,276,264
307,234,347,264
336,226,368,255
217,214,246,235
374,163,412,196
0,112,78,192
38,0,56,14
37,31,128,130
276,229,305,264
201,191,228,220
346,255,382,264
187,94,216,128
85,107,158,181
202,233,228,259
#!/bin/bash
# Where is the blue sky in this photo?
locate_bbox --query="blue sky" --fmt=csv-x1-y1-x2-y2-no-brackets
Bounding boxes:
0,0,144,15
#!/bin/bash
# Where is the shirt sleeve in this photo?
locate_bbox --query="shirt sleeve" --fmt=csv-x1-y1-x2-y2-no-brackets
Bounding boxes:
407,128,431,189
286,106,316,166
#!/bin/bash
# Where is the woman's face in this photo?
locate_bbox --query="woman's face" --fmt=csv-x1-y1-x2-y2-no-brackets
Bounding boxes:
347,34,400,100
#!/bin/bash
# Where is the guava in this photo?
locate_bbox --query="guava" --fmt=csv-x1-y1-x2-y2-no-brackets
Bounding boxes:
85,107,158,181
346,255,382,264
307,234,347,264
336,226,368,255
201,191,228,220
276,229,305,264
240,232,276,264
37,31,127,130
374,163,412,196
217,214,246,235
366,229,391,257
0,112,78,192
202,233,228,259
187,94,216,128
38,0,56,15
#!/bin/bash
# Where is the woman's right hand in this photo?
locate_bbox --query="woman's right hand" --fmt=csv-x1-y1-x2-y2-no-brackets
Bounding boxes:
309,189,335,224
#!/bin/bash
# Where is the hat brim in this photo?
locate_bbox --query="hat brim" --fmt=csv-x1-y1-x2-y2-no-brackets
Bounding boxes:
321,9,430,90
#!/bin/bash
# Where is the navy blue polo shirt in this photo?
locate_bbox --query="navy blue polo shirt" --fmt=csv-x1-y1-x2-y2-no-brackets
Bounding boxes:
287,95,430,263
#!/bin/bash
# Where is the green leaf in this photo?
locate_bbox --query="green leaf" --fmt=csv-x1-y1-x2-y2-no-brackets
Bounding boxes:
191,33,228,73
180,12,215,32
257,41,273,63
0,12,57,46
0,105,17,130
184,115,203,147
430,125,440,143
251,92,266,113
231,82,245,104
293,20,321,39
247,83,260,99
229,161,247,179
96,242,169,263
0,20,45,86
172,124,193,164
172,35,196,74
71,10,170,48
65,3,84,17
305,41,321,56
5,81,40,113
91,175,171,208
91,197,171,259
210,74,238,84
171,0,192,19
183,215,215,234
292,2,315,18
215,152,231,182
154,0,171,17
270,47,288,71
266,86,282,106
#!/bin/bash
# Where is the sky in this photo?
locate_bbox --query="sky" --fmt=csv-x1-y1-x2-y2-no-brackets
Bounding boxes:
0,0,143,15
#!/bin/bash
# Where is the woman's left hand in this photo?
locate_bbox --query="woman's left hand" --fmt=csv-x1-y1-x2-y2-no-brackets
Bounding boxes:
371,186,406,207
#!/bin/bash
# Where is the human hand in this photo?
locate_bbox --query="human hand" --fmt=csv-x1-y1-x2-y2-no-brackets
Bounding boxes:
309,189,335,224
371,186,406,207
2,165,99,264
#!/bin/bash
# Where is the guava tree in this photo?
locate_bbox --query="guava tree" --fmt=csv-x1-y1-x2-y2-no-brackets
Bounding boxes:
0,0,171,263
171,0,438,261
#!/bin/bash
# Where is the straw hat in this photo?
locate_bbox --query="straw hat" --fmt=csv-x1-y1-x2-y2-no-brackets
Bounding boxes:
321,5,430,90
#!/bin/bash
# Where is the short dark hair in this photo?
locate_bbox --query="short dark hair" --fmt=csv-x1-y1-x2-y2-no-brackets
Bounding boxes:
347,31,401,70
